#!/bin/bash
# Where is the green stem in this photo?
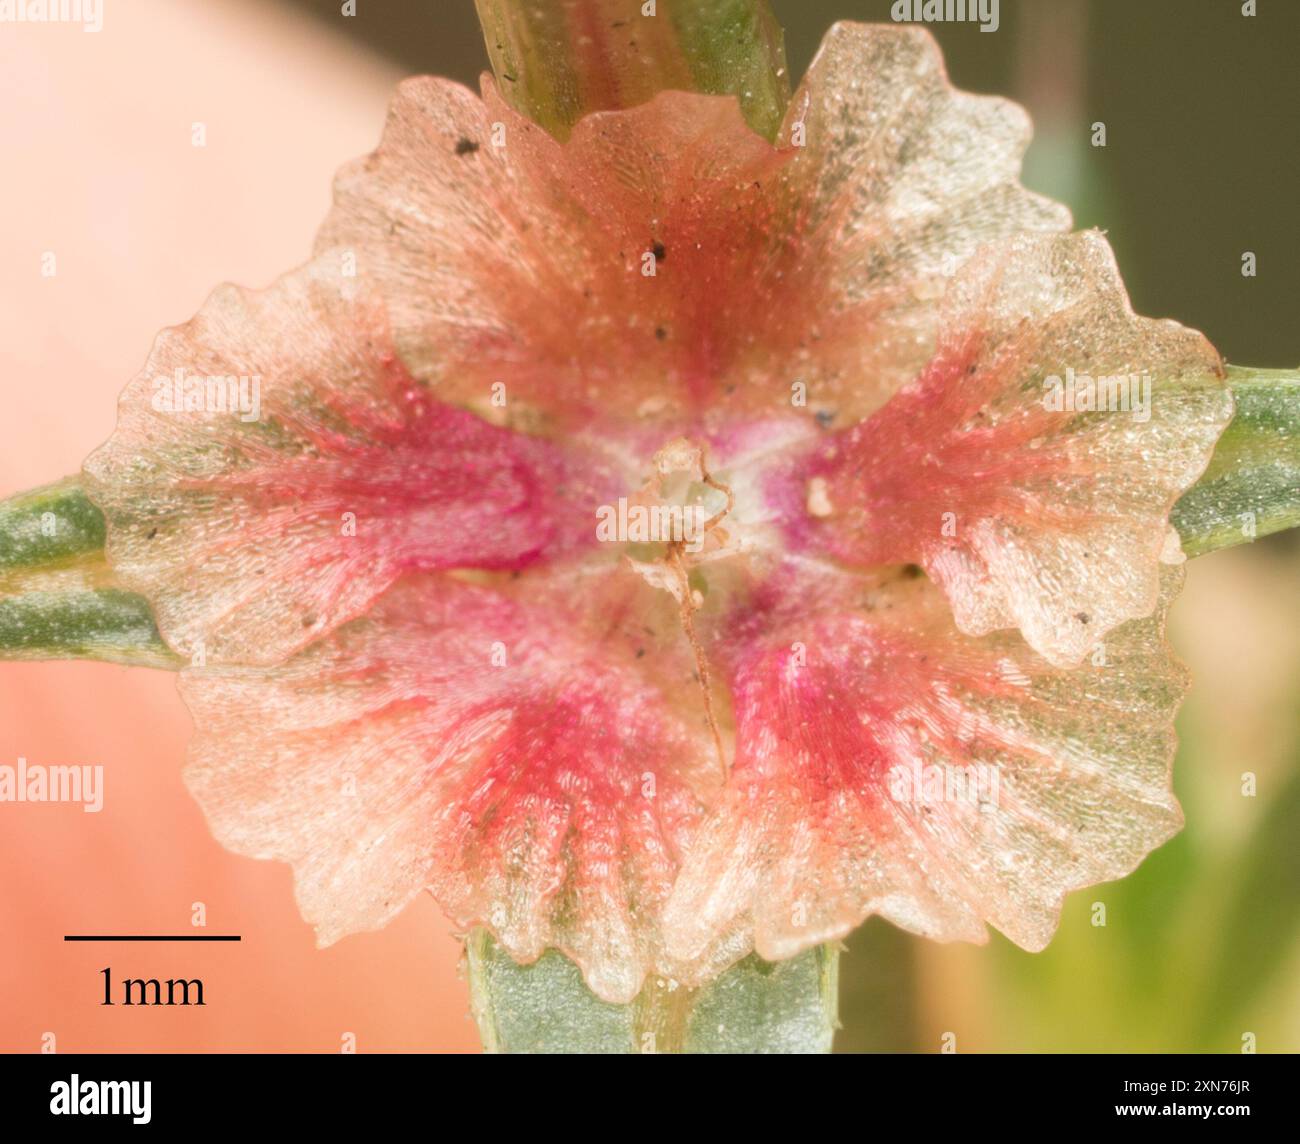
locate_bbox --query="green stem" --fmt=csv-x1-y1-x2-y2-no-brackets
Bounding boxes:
474,0,790,139
1171,366,1300,556
0,477,107,584
466,929,839,1053
0,478,179,667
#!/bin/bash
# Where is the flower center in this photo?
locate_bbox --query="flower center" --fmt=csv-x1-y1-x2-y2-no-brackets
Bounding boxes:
609,437,741,777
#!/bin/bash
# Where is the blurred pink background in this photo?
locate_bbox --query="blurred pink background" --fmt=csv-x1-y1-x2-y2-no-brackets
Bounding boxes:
0,0,478,1052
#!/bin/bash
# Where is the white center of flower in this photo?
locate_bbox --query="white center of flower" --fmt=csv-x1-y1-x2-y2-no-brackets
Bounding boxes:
619,437,743,778
619,437,744,605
